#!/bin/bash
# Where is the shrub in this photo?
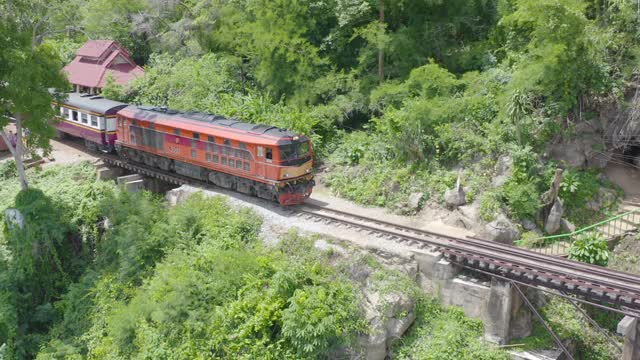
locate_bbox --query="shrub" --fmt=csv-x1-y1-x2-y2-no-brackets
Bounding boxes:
0,160,16,181
501,181,541,221
480,191,502,222
568,233,610,266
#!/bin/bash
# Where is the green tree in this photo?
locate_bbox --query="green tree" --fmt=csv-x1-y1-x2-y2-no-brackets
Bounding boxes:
0,2,69,190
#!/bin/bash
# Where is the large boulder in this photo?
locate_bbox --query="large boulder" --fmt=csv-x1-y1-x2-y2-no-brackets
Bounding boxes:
407,192,424,212
544,199,564,234
484,215,520,244
444,175,466,209
549,141,586,168
4,208,24,230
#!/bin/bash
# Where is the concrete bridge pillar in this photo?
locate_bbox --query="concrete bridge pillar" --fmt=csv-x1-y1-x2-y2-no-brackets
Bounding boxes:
618,316,640,360
484,279,531,345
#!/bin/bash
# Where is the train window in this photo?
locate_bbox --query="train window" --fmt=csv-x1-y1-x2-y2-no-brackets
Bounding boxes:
149,123,155,130
131,119,137,126
191,150,196,159
244,162,250,171
193,132,200,139
235,150,242,158
191,139,197,149
63,108,70,118
213,155,219,163
208,135,215,142
257,146,264,157
243,151,250,160
206,153,211,162
221,147,227,155
236,161,242,169
174,128,180,136
59,107,64,115
229,159,235,168
81,113,88,124
224,139,231,146
239,142,247,150
72,111,78,122
221,157,227,166
91,116,98,127
266,148,273,160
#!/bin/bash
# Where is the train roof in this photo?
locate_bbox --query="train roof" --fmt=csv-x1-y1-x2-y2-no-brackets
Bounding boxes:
118,105,305,145
58,92,128,115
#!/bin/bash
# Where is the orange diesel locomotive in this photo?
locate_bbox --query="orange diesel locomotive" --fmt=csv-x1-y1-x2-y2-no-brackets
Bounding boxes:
115,106,314,205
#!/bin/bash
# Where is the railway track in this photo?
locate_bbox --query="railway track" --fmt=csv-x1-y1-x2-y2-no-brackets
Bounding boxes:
99,153,640,315
297,205,640,315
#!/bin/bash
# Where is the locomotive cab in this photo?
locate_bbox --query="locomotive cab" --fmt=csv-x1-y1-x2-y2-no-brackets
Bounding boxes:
274,136,315,205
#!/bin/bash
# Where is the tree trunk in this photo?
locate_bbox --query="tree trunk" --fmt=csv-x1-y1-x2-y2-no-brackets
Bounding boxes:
4,116,29,190
378,0,385,82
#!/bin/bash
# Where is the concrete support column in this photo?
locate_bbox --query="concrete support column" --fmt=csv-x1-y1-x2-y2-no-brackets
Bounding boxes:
485,278,513,344
618,316,640,360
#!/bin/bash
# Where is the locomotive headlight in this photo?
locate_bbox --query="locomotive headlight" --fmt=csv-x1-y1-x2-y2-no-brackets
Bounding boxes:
284,173,289,178
293,136,299,141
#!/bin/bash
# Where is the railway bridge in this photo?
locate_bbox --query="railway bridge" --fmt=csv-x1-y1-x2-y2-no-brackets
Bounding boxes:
100,154,640,360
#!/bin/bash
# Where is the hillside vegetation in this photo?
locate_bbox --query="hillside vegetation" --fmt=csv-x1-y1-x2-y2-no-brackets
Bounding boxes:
25,0,637,227
0,163,514,358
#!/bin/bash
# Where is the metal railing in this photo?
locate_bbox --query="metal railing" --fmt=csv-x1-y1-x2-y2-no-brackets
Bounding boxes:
524,207,640,256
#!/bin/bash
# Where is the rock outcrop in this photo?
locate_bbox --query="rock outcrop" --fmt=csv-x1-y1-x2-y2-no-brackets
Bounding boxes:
4,208,24,230
444,175,466,209
484,214,520,244
544,199,564,234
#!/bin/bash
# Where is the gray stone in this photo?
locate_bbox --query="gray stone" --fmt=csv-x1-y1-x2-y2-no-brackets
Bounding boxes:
586,150,611,169
521,219,538,231
444,176,466,209
560,218,576,234
618,316,640,360
549,141,586,168
485,215,520,244
492,155,513,187
544,199,563,234
407,192,424,212
4,208,24,230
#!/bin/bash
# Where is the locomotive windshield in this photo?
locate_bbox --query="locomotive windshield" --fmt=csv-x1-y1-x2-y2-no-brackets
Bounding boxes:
280,140,310,161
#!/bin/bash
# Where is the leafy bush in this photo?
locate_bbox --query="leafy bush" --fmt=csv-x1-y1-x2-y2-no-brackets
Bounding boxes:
0,160,16,181
392,298,509,359
568,233,610,266
500,181,541,221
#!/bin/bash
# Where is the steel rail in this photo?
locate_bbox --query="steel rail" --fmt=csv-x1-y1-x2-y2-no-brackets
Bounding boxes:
300,204,640,290
296,205,640,308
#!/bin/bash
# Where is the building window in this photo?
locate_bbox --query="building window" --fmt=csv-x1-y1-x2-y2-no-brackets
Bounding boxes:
91,116,98,127
174,128,180,136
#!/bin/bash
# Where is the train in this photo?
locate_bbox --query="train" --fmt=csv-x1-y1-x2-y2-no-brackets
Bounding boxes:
53,93,315,205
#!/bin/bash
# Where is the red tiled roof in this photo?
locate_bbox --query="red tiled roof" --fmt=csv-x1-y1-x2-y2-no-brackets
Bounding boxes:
76,40,115,58
63,40,144,88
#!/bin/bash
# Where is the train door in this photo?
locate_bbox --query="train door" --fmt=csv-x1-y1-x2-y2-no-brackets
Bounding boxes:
255,146,266,178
